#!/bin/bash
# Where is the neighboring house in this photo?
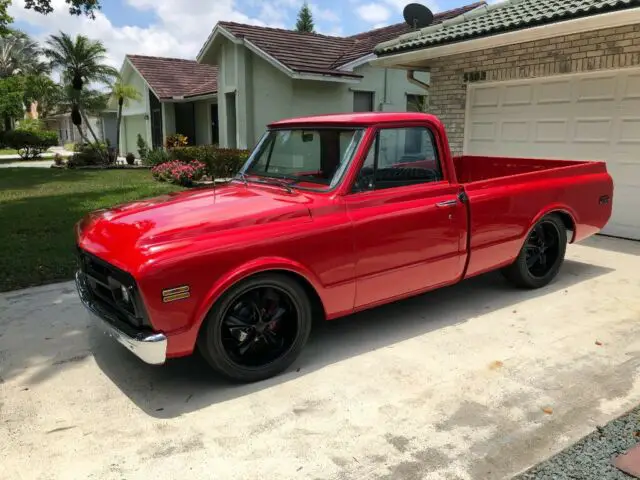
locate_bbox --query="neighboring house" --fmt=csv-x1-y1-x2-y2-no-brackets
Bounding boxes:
195,2,483,150
118,2,483,155
113,55,218,155
43,111,116,147
373,0,640,241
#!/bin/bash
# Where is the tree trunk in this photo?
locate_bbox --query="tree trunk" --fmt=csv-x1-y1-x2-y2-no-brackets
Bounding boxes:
81,110,101,145
116,98,123,158
75,123,91,144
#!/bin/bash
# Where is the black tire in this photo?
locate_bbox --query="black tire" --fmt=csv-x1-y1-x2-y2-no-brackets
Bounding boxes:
501,213,567,289
197,273,312,383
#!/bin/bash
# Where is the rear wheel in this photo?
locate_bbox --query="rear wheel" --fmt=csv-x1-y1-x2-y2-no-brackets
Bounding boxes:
197,273,312,382
501,214,567,289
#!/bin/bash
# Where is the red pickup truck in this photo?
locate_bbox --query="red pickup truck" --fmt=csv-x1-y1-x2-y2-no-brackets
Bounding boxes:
75,112,613,382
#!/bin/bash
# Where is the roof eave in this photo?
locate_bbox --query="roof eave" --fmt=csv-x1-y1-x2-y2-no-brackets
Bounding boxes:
196,24,242,63
372,6,640,68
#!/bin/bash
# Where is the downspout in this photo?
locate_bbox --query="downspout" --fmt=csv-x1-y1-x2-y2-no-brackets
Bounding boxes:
406,70,430,92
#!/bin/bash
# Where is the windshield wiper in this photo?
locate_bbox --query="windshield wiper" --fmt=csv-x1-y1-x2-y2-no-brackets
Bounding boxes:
252,176,293,193
235,171,249,186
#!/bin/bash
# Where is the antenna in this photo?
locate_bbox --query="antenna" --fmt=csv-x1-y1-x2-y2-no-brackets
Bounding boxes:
403,3,434,29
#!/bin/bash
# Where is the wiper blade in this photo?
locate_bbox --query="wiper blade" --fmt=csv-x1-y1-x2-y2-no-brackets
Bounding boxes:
235,171,249,186
253,177,293,193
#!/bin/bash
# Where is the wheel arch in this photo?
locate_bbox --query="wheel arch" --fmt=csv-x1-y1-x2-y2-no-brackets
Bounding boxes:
193,257,327,334
529,205,577,244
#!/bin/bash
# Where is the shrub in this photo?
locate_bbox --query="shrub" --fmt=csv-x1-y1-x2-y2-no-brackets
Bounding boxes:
136,134,149,160
126,152,136,165
143,148,170,167
67,142,108,168
211,148,250,178
53,153,64,166
165,133,188,149
17,118,45,131
3,129,58,160
151,160,206,186
168,145,250,179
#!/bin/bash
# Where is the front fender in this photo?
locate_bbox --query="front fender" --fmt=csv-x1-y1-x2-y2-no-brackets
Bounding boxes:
193,256,325,330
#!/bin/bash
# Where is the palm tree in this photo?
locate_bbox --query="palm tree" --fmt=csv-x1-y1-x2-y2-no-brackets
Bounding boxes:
43,32,116,142
109,79,140,157
0,30,48,78
57,84,109,145
44,31,116,89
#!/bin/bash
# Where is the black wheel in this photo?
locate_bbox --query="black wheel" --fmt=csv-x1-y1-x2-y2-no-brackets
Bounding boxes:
197,273,312,382
501,214,567,289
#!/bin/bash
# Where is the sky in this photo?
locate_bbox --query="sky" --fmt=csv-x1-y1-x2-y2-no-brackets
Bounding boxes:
8,0,485,69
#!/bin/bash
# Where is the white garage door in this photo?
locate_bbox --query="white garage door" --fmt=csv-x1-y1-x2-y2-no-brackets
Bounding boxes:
464,68,640,240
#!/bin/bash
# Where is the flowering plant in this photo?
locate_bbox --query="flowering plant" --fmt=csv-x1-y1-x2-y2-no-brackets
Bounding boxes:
151,160,206,186
165,133,188,149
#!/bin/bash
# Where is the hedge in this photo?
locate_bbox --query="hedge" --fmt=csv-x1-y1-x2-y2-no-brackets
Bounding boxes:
167,145,250,179
1,129,58,160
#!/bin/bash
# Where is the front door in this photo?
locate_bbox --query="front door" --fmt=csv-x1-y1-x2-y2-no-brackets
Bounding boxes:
345,125,467,309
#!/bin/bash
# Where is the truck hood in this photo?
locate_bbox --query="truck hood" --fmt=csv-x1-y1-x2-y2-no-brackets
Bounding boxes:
77,183,313,271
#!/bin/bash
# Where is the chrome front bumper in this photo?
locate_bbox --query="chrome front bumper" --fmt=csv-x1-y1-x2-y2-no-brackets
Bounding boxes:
75,271,167,365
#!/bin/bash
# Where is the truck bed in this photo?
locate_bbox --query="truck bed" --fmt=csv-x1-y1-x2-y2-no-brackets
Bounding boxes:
452,155,606,185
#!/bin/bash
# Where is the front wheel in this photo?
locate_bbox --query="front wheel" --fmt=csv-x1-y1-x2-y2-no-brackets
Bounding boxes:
197,273,312,382
501,214,567,289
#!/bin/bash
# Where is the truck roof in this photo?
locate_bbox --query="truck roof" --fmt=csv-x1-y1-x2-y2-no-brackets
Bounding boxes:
269,112,440,128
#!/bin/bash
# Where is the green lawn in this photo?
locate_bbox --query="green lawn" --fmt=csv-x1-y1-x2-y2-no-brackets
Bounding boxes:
0,148,19,155
0,169,183,292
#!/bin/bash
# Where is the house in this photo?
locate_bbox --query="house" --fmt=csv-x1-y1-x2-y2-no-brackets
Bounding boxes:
195,2,483,150
44,111,117,147
114,55,218,155
372,0,640,241
119,2,483,155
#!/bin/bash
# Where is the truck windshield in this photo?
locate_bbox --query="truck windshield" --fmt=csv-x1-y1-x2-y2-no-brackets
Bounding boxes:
241,127,365,191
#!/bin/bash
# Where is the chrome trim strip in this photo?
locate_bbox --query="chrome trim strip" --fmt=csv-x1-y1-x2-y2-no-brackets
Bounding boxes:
75,271,167,365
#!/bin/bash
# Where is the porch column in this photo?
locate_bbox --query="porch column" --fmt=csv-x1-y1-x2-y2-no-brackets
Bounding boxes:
162,103,175,146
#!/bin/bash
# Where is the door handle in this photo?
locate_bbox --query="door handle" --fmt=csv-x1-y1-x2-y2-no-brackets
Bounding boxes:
436,199,458,207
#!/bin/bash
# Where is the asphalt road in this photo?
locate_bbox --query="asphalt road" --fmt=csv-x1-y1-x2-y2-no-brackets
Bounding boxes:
1,235,640,480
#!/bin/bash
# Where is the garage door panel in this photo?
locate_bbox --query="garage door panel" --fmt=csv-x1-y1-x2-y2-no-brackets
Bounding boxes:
538,80,572,104
534,119,568,143
465,68,640,240
622,73,640,99
573,118,613,144
501,121,529,143
576,74,617,102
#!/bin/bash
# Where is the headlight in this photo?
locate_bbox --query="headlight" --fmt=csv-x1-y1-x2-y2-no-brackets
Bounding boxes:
121,285,130,303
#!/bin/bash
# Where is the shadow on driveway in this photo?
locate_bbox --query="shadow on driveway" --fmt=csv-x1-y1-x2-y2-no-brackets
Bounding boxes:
91,259,613,419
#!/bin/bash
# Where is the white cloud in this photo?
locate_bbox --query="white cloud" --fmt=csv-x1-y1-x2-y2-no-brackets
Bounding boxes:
356,3,391,23
9,0,284,71
382,0,440,14
310,3,340,23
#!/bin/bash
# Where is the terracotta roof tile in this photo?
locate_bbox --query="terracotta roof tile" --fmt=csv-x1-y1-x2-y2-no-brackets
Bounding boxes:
217,1,485,77
127,55,218,99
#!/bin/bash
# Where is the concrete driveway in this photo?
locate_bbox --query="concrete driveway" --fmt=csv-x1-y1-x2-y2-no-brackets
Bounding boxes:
1,236,640,480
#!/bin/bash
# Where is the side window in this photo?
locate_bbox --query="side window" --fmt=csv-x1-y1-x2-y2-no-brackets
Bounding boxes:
353,127,442,192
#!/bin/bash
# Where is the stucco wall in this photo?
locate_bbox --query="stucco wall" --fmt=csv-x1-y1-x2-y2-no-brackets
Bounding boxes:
427,23,640,155
124,115,145,156
194,100,212,145
210,36,434,150
162,102,175,140
121,66,148,116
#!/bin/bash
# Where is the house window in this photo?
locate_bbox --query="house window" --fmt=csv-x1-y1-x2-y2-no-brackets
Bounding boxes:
406,94,427,112
353,91,374,112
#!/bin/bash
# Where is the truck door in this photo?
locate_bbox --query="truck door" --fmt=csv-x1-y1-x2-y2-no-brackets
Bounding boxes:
344,124,467,309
